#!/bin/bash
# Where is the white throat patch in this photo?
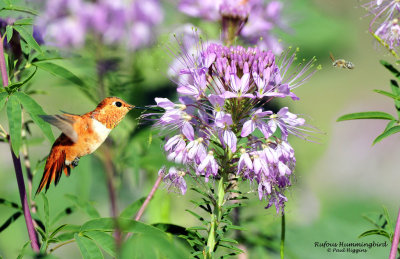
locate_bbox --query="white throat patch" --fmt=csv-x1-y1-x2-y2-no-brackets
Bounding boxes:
92,118,112,144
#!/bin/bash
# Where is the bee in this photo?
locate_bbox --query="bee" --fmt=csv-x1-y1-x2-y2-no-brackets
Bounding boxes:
329,52,354,69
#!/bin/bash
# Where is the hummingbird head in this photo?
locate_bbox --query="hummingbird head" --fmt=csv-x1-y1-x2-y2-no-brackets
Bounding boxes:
91,97,134,129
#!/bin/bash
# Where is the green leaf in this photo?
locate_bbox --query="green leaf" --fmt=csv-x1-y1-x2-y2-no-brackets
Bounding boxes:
0,211,22,233
380,60,400,79
337,111,396,121
7,67,37,93
14,18,34,26
75,234,104,259
65,194,100,219
7,95,22,156
33,62,85,87
373,125,400,145
120,197,145,219
14,92,55,142
84,231,115,257
373,89,400,100
220,238,239,244
13,26,42,53
226,225,246,231
49,224,68,239
358,229,391,239
6,25,13,43
0,198,21,210
185,209,206,223
0,92,7,111
0,5,38,15
41,193,50,232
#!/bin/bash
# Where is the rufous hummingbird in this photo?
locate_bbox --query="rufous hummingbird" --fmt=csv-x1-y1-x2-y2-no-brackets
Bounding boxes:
36,97,134,194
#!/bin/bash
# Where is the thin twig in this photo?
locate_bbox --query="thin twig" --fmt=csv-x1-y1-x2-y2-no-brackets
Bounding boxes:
389,208,400,259
135,173,163,221
49,239,75,253
0,33,40,252
102,143,122,252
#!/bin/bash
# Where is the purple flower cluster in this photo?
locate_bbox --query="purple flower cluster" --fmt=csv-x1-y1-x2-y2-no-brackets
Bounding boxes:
363,0,400,49
154,41,316,213
36,0,163,50
178,0,286,54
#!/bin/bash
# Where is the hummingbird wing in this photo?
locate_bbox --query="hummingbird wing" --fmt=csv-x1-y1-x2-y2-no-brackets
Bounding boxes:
39,114,79,143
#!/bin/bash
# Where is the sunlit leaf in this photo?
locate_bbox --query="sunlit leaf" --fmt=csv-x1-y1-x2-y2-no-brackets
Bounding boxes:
337,112,396,121
373,125,400,145
14,92,55,142
13,25,42,53
185,209,206,223
0,212,22,233
75,234,104,259
84,231,115,257
7,95,22,156
120,197,145,219
14,18,34,25
49,224,68,239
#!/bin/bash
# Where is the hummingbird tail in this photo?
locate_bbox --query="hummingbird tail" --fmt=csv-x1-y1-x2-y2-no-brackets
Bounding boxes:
35,148,70,195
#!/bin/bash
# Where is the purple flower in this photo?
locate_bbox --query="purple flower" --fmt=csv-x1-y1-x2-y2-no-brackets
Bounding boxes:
178,0,288,53
162,167,187,195
36,0,163,50
153,35,317,213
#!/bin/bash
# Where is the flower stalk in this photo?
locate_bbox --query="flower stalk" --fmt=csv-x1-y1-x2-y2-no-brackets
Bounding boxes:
0,34,40,252
389,207,400,259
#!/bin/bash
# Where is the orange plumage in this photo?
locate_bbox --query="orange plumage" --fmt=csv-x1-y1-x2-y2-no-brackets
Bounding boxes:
36,97,134,194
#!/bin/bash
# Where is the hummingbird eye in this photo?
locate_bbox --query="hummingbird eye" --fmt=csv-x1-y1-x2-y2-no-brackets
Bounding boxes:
115,101,122,107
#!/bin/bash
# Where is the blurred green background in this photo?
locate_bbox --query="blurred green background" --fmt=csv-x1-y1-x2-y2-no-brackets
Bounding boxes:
1,0,399,258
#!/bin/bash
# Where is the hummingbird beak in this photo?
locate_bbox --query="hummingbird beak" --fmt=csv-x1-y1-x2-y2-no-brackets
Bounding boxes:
133,106,150,110
128,105,135,110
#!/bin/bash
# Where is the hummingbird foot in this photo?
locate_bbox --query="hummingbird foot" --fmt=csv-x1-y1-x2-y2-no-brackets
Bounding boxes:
72,157,80,168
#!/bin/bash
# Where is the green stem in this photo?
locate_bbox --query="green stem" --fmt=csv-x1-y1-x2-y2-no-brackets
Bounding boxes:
205,177,225,258
280,213,285,259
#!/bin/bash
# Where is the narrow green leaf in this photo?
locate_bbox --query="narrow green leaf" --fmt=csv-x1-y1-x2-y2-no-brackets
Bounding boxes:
0,212,22,233
226,225,246,231
0,198,21,210
7,68,37,93
33,62,85,87
384,120,397,132
75,234,104,259
14,92,54,142
41,193,49,232
358,229,390,239
49,224,68,239
187,226,207,231
84,231,115,257
120,197,145,219
6,25,13,43
13,26,42,53
0,5,38,15
218,243,244,253
374,89,400,100
185,209,206,222
14,18,34,25
0,92,7,111
373,125,400,145
7,95,22,156
381,60,400,78
220,238,239,244
337,111,396,121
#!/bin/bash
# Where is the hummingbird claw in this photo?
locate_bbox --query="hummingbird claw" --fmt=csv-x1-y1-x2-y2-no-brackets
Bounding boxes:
72,157,80,167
